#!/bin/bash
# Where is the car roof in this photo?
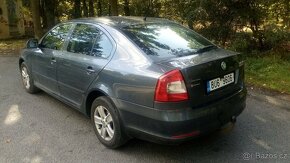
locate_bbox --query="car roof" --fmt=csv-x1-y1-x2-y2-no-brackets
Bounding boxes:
67,16,175,29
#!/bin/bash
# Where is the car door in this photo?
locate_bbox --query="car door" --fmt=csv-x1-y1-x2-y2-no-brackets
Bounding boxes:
32,24,72,94
57,23,114,107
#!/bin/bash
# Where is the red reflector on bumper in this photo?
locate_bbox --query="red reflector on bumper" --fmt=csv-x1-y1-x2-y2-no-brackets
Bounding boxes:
171,131,200,139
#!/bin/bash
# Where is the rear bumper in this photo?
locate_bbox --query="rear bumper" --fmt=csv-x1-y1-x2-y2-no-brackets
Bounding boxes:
113,88,247,143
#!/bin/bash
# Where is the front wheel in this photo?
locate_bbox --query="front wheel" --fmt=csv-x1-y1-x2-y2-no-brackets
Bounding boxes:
91,96,127,148
20,62,39,93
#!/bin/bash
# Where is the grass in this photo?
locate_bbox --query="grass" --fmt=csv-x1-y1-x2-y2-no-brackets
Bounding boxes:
245,55,290,94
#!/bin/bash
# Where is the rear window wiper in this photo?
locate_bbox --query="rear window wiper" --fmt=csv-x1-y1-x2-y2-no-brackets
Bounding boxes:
194,45,217,54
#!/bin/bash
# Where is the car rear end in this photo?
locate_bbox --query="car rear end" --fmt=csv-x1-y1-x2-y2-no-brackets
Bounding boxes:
151,50,246,142
127,56,246,143
117,19,246,143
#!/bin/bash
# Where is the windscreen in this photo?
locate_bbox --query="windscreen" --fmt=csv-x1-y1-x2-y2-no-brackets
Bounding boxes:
121,23,214,59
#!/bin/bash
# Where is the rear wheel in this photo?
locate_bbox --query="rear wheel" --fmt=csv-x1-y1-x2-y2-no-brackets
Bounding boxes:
20,63,39,93
91,96,127,148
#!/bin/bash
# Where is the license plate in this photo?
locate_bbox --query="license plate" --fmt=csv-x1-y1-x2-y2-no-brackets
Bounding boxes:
207,73,234,92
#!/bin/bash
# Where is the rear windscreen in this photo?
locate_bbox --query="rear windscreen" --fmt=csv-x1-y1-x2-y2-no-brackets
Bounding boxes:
121,23,214,59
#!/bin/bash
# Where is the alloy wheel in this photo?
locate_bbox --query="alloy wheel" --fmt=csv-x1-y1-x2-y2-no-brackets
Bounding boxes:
21,67,30,89
94,105,115,141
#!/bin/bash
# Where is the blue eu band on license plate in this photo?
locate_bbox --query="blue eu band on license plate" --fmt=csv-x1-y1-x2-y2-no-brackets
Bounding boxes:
207,73,235,92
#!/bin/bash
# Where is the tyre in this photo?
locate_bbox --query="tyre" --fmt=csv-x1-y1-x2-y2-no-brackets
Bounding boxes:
20,62,39,93
91,96,127,148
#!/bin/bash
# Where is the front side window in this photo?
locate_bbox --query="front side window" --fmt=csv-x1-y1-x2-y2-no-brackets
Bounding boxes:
41,24,72,50
67,24,113,58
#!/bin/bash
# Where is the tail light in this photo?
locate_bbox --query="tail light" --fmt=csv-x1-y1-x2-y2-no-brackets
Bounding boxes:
154,69,189,102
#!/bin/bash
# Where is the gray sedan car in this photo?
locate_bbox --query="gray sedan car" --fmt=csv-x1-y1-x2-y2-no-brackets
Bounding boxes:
19,16,246,148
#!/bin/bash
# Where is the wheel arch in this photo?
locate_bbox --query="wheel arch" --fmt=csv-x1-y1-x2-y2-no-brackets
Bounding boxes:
19,58,25,68
85,89,112,118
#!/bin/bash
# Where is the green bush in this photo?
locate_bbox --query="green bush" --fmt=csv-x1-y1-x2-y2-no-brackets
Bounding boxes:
263,24,290,50
228,24,289,55
229,32,253,53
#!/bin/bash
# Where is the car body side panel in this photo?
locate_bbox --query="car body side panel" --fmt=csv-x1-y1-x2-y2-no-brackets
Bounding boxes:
32,48,59,94
19,49,34,72
57,52,109,107
55,22,117,110
85,25,166,109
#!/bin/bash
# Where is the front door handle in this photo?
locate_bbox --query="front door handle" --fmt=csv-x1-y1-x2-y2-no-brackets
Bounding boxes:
86,66,95,74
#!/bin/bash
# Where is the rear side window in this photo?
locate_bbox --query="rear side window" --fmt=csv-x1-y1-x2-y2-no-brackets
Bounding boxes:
41,24,72,50
121,23,213,59
67,24,113,58
91,32,113,58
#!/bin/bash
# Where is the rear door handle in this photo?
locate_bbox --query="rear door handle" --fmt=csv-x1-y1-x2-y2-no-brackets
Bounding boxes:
86,66,95,74
51,58,56,64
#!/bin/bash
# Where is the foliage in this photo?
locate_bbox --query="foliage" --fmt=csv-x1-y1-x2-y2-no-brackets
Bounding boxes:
228,32,254,53
263,24,290,50
23,0,289,53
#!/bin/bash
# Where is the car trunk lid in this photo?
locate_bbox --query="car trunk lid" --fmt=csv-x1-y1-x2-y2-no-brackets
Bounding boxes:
155,48,244,107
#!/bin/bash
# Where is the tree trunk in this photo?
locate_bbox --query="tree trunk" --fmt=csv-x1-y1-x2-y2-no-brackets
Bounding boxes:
124,0,130,16
40,0,47,29
82,0,88,17
97,0,102,16
30,0,42,39
44,0,56,30
284,0,289,27
109,0,118,16
89,0,94,17
250,21,264,50
74,0,81,18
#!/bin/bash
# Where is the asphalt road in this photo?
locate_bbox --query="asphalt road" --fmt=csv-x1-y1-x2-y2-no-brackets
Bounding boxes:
1,56,290,163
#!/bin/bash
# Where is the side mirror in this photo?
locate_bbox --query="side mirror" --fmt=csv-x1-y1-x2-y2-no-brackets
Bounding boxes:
26,38,39,48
